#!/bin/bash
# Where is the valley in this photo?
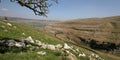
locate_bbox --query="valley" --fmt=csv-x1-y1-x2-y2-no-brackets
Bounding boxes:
0,16,120,60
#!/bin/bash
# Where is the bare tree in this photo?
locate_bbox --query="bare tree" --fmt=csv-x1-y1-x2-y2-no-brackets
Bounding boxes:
0,0,58,16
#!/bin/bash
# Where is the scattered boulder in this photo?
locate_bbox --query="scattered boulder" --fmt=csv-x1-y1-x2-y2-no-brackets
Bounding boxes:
91,53,95,57
35,40,42,46
47,44,56,50
22,33,25,35
63,43,71,49
55,44,62,49
78,52,86,57
0,36,105,60
37,51,46,56
3,39,26,48
41,43,47,49
90,53,104,60
66,50,70,54
7,23,12,26
0,39,27,53
7,40,16,46
15,42,25,48
25,36,34,43
76,49,79,52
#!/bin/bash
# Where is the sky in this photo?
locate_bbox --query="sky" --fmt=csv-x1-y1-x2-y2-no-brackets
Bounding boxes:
0,0,120,20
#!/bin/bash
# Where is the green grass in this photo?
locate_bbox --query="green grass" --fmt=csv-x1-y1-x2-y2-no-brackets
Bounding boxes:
0,49,62,60
78,57,89,60
0,18,63,44
0,18,64,60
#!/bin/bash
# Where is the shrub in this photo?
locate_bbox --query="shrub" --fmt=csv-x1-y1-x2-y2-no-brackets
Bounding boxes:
54,51,62,56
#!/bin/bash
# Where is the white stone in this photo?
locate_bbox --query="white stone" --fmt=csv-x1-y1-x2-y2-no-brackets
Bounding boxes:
15,42,25,48
95,54,99,58
41,43,47,49
91,53,95,57
78,53,86,57
66,50,70,54
25,36,34,43
35,40,42,46
8,42,15,46
78,54,83,57
26,45,32,47
55,44,62,49
7,23,12,26
37,51,46,55
47,44,56,50
63,43,71,49
76,48,79,52
7,40,16,46
82,53,86,56
22,33,25,35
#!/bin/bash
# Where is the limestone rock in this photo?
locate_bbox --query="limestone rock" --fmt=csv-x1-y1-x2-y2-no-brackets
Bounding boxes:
63,43,71,49
41,43,47,49
7,23,12,26
37,51,46,56
47,44,56,50
22,33,25,35
55,44,62,49
78,53,86,57
25,36,34,43
7,40,16,46
35,40,42,46
15,42,25,48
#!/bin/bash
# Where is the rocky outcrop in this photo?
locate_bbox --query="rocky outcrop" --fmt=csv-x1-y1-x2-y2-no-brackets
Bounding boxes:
0,36,105,60
0,39,25,48
37,51,46,56
63,43,72,50
25,36,34,43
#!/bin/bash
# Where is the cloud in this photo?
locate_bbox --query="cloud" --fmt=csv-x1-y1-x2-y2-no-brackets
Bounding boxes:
1,8,8,11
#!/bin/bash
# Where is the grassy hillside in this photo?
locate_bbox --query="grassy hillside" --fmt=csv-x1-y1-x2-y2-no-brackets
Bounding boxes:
0,18,64,60
46,16,120,44
45,16,120,59
0,18,63,44
0,17,120,60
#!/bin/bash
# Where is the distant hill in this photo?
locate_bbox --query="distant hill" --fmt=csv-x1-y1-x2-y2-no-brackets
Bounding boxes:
46,16,120,54
5,16,60,28
46,16,120,44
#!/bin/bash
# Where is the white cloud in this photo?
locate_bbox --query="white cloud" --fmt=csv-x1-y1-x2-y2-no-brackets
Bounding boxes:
1,8,8,11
